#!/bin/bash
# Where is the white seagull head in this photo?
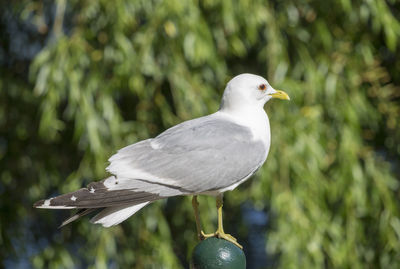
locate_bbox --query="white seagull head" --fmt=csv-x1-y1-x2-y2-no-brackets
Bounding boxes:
220,73,290,111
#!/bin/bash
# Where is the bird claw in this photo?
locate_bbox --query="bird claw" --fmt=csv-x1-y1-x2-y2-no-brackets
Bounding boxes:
218,233,242,249
199,230,242,249
199,231,213,240
221,233,238,242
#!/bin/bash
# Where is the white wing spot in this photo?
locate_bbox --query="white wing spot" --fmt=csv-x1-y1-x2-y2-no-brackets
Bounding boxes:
70,195,77,201
150,141,161,149
90,187,95,193
44,198,53,206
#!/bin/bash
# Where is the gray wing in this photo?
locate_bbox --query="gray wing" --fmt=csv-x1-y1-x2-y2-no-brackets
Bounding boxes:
107,115,267,194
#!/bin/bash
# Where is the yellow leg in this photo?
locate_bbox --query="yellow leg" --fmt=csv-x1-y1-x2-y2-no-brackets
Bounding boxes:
200,194,242,249
192,196,205,240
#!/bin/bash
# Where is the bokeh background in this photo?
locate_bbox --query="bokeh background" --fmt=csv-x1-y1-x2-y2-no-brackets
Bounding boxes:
1,0,400,268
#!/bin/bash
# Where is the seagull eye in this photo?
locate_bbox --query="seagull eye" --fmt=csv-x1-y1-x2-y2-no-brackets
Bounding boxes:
258,84,267,90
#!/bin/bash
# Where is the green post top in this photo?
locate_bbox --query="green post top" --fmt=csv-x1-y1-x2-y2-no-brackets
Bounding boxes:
191,237,246,269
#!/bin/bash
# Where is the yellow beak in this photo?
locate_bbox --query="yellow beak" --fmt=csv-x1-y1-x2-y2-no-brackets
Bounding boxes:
269,90,290,100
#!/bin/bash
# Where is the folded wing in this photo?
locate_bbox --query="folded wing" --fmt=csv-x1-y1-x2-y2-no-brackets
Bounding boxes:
106,114,267,194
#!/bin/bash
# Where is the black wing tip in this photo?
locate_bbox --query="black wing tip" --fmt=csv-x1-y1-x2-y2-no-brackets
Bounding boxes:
58,220,70,229
33,199,45,208
58,208,99,228
58,214,78,229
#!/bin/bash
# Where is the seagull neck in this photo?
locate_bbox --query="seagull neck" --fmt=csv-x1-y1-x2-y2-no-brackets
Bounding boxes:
218,105,266,121
216,106,270,145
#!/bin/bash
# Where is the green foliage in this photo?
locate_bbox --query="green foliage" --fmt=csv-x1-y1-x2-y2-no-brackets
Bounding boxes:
1,0,400,268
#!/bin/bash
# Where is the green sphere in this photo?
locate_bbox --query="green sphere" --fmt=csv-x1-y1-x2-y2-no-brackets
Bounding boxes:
191,237,246,269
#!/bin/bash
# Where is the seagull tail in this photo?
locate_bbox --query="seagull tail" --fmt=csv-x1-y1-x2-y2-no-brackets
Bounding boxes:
90,202,150,227
33,176,159,209
58,202,151,228
59,208,99,228
33,176,160,227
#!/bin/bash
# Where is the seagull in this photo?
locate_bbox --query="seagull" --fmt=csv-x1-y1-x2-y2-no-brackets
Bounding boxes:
34,73,289,248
